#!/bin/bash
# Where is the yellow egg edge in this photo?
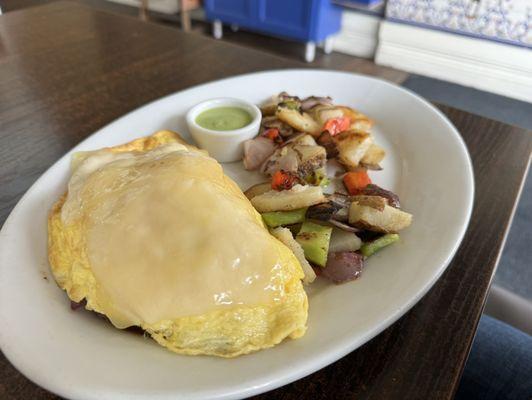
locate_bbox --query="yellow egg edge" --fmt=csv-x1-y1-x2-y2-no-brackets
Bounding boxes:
47,130,308,357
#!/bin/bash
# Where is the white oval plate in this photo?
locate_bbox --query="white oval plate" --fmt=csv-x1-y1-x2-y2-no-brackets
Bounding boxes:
0,70,474,400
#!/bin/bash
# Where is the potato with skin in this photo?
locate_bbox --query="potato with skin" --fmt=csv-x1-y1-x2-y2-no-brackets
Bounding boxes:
349,196,412,233
244,182,271,200
334,130,373,168
251,184,326,212
360,144,385,169
260,141,327,178
276,107,321,136
271,227,316,284
337,106,373,133
311,105,344,126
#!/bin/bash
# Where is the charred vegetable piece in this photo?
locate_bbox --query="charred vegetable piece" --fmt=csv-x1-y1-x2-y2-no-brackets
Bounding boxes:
360,233,399,257
287,223,302,236
261,128,283,144
262,116,295,137
262,208,307,228
328,192,351,208
306,194,353,225
296,221,332,267
271,170,300,191
261,103,278,116
244,182,272,200
300,96,333,112
279,100,300,110
251,184,326,212
277,92,301,109
306,202,342,221
270,227,316,284
304,168,330,187
321,252,364,284
323,117,351,136
316,131,339,158
343,170,372,195
329,228,362,253
261,143,327,179
361,184,401,208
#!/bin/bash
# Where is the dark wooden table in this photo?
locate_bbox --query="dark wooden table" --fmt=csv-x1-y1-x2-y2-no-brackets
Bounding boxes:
0,2,530,400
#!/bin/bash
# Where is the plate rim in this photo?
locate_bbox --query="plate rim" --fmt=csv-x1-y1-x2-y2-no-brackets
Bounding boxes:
0,69,475,400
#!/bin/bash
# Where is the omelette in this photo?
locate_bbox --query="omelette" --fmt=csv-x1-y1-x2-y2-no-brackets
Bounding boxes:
48,130,308,357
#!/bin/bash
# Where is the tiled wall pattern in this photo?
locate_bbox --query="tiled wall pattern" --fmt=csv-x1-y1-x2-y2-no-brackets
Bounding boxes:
386,0,532,46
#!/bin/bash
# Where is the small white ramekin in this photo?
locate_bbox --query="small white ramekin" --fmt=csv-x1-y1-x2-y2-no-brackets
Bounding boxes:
185,98,261,163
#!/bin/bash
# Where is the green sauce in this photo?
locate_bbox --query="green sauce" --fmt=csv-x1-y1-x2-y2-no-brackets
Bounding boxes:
196,107,253,131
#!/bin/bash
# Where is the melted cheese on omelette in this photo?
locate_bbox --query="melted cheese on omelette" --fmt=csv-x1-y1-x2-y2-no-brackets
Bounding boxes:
48,131,308,357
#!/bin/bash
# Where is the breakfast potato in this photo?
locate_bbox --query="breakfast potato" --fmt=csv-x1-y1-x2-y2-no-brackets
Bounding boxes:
244,182,272,200
276,107,321,136
260,142,326,177
271,227,316,284
291,134,317,146
311,105,344,126
350,119,373,132
293,145,327,175
251,184,326,212
337,106,374,132
360,144,386,169
328,227,362,253
334,130,373,168
349,196,412,233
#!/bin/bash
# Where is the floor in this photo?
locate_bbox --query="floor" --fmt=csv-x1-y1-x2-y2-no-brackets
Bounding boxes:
2,0,530,301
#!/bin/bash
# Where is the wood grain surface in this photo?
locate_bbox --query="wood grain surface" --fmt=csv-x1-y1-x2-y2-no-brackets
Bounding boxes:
0,3,530,400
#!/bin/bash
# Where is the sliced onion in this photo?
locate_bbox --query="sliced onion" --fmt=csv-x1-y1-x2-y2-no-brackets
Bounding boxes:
300,96,333,111
329,219,359,232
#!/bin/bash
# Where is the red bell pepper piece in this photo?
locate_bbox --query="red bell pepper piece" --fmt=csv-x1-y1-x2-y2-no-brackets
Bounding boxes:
323,117,351,136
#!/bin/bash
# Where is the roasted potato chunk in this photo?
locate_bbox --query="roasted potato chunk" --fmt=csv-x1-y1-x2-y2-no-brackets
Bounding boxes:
337,106,374,133
360,144,386,169
244,182,272,200
251,184,326,212
334,130,373,168
311,105,344,126
260,142,326,177
270,227,316,284
276,107,321,136
348,196,412,233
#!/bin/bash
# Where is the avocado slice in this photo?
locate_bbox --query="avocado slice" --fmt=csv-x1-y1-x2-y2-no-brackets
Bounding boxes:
296,221,332,267
262,208,307,228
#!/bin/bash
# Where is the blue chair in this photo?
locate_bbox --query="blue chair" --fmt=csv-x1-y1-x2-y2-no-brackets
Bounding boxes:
204,0,342,62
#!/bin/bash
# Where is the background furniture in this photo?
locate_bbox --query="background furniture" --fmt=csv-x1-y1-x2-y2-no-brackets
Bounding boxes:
1,3,531,399
204,0,342,62
108,0,197,30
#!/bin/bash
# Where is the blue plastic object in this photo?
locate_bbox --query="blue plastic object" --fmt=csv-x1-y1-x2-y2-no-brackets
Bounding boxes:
204,0,342,43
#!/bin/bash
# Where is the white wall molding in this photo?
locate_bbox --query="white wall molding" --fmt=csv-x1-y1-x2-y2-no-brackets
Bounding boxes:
331,11,381,59
376,21,532,103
